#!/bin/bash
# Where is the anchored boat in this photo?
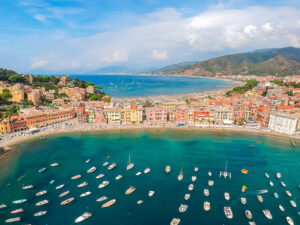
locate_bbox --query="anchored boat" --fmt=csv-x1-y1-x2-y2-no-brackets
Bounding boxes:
126,155,134,170
101,199,116,208
224,206,233,219
125,186,136,195
263,209,272,220
75,212,92,223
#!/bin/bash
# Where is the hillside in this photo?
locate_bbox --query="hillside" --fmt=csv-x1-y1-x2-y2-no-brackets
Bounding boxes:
151,62,197,74
167,47,300,76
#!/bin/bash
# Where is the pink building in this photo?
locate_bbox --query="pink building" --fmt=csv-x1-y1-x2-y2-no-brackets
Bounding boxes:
94,109,107,125
175,107,189,123
145,106,167,123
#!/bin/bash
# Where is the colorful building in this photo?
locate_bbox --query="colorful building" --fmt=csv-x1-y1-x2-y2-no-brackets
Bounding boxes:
145,106,168,123
0,119,11,134
10,116,27,132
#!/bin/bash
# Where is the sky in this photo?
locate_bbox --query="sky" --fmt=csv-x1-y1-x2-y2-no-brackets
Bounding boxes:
1,0,300,74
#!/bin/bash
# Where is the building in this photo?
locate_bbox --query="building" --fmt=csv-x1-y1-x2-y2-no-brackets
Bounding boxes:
0,119,11,134
23,74,34,83
145,106,167,123
86,86,95,94
103,108,124,124
175,107,189,124
130,104,143,123
28,90,40,105
9,89,25,102
10,116,27,133
268,112,299,135
94,109,107,125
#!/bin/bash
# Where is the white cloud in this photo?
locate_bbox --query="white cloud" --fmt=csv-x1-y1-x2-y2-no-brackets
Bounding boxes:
287,34,300,47
262,22,273,32
31,60,48,68
103,50,128,63
33,14,47,23
151,49,169,60
244,25,257,36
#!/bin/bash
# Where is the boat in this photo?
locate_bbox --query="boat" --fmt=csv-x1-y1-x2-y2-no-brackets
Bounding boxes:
125,186,136,195
22,185,34,190
101,199,116,208
290,200,296,207
279,204,285,212
204,201,210,211
241,197,246,205
40,136,47,140
98,181,110,189
136,172,142,176
194,167,198,172
108,162,117,170
36,190,47,196
241,169,249,174
208,171,212,176
12,199,27,204
50,179,55,184
35,200,49,206
269,181,274,187
265,172,270,178
96,196,108,202
96,174,105,179
191,176,196,182
219,160,231,179
34,211,47,217
276,172,281,179
80,191,91,197
71,175,81,180
177,168,183,181
224,206,233,219
259,189,268,194
170,218,181,225
126,155,134,170
188,184,194,191
10,208,24,214
274,192,279,199
165,165,171,173
286,216,294,225
38,167,47,173
257,195,263,203
184,193,190,200
224,192,230,200
77,181,88,188
50,163,59,167
5,217,21,223
85,159,91,163
87,167,96,173
0,204,7,209
245,210,252,219
242,185,247,192
75,212,92,223
144,168,151,173
60,197,75,205
102,161,109,166
59,190,70,197
248,222,256,225
137,200,143,204
115,175,123,180
204,189,209,196
56,184,64,189
281,181,286,187
179,204,188,213
149,190,155,197
208,180,214,186
285,190,292,197
263,209,272,220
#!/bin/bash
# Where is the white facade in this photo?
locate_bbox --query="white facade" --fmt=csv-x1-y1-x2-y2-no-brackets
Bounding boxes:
268,113,299,135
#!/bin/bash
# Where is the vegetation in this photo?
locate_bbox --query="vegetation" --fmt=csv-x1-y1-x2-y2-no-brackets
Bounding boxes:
271,80,300,88
0,106,20,119
8,74,26,83
90,94,100,101
73,78,96,88
227,79,258,95
102,95,111,103
0,68,19,81
0,90,12,105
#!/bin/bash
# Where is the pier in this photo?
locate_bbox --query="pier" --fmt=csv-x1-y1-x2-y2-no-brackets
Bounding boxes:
290,138,296,147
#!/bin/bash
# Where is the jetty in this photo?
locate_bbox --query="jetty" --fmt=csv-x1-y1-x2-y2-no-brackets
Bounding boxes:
290,138,296,147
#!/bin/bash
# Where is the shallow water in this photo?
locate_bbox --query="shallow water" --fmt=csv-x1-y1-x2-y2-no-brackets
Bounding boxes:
0,130,299,225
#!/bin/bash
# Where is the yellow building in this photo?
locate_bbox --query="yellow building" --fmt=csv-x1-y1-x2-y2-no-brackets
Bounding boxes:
9,89,25,102
130,106,143,123
103,108,124,124
161,102,179,110
0,119,11,134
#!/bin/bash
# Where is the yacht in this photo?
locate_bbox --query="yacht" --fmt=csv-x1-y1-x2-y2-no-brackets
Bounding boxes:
194,167,198,172
149,190,155,197
80,191,91,197
125,186,136,195
34,211,47,217
96,196,108,202
208,180,214,186
179,204,188,213
75,212,92,223
77,181,88,188
191,176,197,182
38,167,47,173
259,189,268,194
50,179,55,184
85,159,91,163
224,192,230,200
87,167,96,173
59,191,70,197
281,181,286,187
224,206,233,219
204,189,209,197
285,190,292,197
10,208,24,214
0,204,7,209
102,161,109,167
269,181,274,187
290,200,296,207
276,172,281,179
50,163,59,167
274,192,279,199
144,168,151,174
137,200,143,204
204,201,210,211
170,218,181,225
208,171,212,176
108,163,117,170
36,190,47,197
165,165,171,174
35,200,49,206
96,174,105,179
279,204,285,212
257,195,263,203
241,197,247,205
60,197,75,205
248,222,256,225
126,155,134,170
188,184,194,191
178,169,183,181
5,217,21,223
136,172,142,176
265,172,270,178
245,210,252,219
22,185,34,190
12,199,27,204
98,181,110,189
115,175,123,180
263,209,272,220
184,193,190,200
56,184,64,190
101,199,116,208
286,216,294,225
71,175,81,180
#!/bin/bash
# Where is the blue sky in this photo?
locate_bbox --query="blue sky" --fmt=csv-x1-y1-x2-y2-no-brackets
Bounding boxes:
1,0,300,73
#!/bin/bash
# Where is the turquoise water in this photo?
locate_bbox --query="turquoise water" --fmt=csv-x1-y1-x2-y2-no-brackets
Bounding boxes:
0,130,299,225
70,75,233,97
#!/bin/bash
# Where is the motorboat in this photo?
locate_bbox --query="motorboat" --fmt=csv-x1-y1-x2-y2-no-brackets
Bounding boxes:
50,163,59,167
102,161,109,167
75,212,92,223
38,167,47,173
59,190,70,197
285,190,292,197
188,184,194,191
274,192,279,199
50,180,55,184
80,191,92,197
56,184,64,190
98,181,110,189
194,167,198,172
263,209,272,220
96,196,108,202
265,172,270,179
281,181,286,187
60,197,75,205
191,176,197,182
71,175,81,180
87,167,96,173
290,200,296,207
184,193,190,200
165,165,171,173
5,217,21,223
245,210,252,219
149,190,155,197
208,180,214,186
22,185,34,190
286,216,294,225
137,200,143,204
178,169,183,181
77,181,88,188
276,172,281,179
144,168,151,174
208,171,212,176
204,201,210,211
125,186,136,195
224,192,230,200
10,208,24,214
248,221,256,225
35,200,49,206
12,199,27,204
101,199,116,208
259,189,268,194
136,172,142,176
85,159,91,163
108,163,117,170
96,174,105,179
126,155,134,170
279,204,285,212
115,175,123,180
257,195,263,203
224,206,233,219
269,181,274,187
0,204,7,209
241,197,246,205
170,218,181,225
179,204,188,213
204,189,209,197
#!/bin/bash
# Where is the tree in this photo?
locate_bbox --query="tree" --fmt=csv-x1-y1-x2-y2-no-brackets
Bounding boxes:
102,95,111,103
90,94,99,101
0,90,12,102
8,74,26,83
0,68,19,81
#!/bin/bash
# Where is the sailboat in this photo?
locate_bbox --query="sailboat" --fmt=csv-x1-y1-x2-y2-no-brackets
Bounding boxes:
178,168,183,181
219,160,231,179
126,155,134,170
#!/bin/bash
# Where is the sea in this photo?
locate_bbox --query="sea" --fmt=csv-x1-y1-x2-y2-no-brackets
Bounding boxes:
0,130,299,225
69,75,233,97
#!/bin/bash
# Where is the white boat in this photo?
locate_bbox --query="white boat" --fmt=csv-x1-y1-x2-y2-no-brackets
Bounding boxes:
80,191,91,197
96,174,105,179
5,217,21,223
204,189,209,197
0,204,7,209
290,200,296,207
102,161,109,166
96,196,108,202
50,179,55,184
285,190,292,197
274,192,279,199
165,165,171,174
191,176,196,182
125,186,136,195
137,200,143,204
87,167,96,173
208,180,214,186
281,181,286,187
184,193,190,200
22,185,34,190
259,189,268,194
279,204,285,212
170,218,181,225
178,169,183,181
56,184,64,190
126,155,134,170
257,195,263,203
276,172,281,179
194,167,198,172
108,163,117,170
12,199,27,204
85,159,91,163
286,216,294,225
263,209,272,220
188,184,194,191
144,168,151,174
224,192,230,200
75,212,92,223
34,211,47,216
241,197,246,205
77,181,88,188
208,171,212,176
224,206,233,219
35,200,49,206
59,190,70,197
248,222,256,225
50,163,59,167
179,204,188,213
115,175,123,180
204,201,210,211
219,161,231,179
265,172,270,178
136,172,142,176
269,181,274,187
36,190,47,196
245,210,252,219
98,181,110,189
149,190,155,197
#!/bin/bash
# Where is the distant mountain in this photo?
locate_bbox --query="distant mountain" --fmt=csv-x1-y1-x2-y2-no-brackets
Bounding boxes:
166,47,300,76
151,62,197,74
